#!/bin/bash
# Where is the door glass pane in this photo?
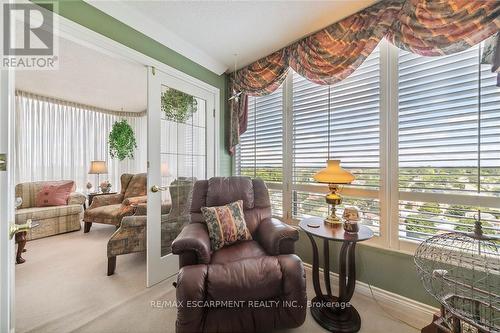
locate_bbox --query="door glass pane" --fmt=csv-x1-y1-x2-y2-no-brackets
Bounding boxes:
160,86,206,257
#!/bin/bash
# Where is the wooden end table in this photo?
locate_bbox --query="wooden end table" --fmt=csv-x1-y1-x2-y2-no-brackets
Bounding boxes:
300,217,374,333
15,219,40,264
15,231,27,264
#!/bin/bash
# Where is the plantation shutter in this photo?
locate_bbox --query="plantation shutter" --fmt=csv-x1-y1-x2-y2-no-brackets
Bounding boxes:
292,46,380,188
238,90,283,181
291,46,381,233
398,44,500,241
237,88,284,215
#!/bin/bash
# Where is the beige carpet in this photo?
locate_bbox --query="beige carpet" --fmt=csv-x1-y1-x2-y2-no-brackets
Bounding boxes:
16,223,419,333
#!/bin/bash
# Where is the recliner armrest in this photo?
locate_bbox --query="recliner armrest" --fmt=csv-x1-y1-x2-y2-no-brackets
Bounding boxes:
256,217,299,255
89,193,124,209
172,222,211,266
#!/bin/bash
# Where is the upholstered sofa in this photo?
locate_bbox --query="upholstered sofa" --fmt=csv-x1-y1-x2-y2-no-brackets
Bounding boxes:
15,180,86,240
106,177,195,275
172,177,307,333
83,173,147,233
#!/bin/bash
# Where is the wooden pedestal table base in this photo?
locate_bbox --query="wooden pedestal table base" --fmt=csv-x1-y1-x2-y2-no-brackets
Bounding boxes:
300,217,374,333
15,231,27,264
14,220,40,264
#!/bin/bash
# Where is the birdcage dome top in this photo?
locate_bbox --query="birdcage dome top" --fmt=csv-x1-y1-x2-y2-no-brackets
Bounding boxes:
414,232,499,332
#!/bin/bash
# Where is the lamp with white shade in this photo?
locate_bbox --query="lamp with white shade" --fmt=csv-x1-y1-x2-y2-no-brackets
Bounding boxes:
88,160,108,193
313,159,355,225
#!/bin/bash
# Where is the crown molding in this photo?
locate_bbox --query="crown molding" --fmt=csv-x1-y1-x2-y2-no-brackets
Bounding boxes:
84,1,228,75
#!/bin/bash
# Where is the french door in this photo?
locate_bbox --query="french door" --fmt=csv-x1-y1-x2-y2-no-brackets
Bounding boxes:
147,67,216,286
0,65,15,332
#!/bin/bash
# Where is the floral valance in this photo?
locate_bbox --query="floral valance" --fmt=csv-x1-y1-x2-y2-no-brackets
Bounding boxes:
228,0,500,152
386,0,500,56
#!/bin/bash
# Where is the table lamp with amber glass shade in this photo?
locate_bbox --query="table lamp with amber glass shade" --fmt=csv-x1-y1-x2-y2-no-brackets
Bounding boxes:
313,160,355,225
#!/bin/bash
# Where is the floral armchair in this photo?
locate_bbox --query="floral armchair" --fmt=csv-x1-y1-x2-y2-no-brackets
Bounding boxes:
83,173,147,233
106,177,195,275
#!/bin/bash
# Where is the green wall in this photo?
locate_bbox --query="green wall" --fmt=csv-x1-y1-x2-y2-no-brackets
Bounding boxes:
296,231,438,307
35,0,231,176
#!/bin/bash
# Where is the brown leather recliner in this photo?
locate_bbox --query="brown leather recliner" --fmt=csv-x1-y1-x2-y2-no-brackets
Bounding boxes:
172,177,307,333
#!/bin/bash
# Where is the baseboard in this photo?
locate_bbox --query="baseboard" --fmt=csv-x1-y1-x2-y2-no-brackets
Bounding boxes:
303,263,438,330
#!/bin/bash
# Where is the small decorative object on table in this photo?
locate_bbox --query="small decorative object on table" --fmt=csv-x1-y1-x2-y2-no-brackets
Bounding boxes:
343,207,360,234
100,180,112,193
86,182,93,191
314,160,355,225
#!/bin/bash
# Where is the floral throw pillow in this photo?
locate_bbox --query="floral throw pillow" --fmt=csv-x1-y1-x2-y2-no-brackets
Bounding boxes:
201,200,252,251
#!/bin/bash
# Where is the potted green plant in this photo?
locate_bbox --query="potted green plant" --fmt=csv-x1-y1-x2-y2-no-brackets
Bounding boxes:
161,88,198,123
109,119,137,160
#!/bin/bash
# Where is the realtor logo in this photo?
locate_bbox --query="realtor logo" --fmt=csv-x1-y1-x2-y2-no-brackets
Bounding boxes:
2,2,58,69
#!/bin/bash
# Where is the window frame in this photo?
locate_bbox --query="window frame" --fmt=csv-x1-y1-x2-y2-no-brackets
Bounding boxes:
235,39,500,255
283,41,388,249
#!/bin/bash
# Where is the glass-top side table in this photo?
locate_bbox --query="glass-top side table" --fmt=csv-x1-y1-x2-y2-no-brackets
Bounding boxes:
299,217,374,333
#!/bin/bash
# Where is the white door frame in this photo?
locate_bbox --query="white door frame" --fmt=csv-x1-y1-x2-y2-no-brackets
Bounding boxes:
0,1,16,327
1,1,16,331
147,67,216,287
0,66,16,333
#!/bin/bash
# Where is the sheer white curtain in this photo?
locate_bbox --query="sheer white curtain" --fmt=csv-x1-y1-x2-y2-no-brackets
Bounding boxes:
15,91,147,191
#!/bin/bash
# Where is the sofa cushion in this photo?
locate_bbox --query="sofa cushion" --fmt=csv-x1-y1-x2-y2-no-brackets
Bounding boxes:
210,240,266,265
16,180,76,209
202,200,252,251
35,181,74,207
15,204,82,223
206,177,254,210
206,256,282,302
124,173,147,199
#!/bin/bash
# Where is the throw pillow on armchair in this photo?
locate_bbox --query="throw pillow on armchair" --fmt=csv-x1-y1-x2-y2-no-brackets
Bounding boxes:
201,200,252,250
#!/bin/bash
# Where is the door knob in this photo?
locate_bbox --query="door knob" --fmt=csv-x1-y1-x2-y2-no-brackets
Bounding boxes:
9,219,38,240
151,185,168,193
0,153,6,171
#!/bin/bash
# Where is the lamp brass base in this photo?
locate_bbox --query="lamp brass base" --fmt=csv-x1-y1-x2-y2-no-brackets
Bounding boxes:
324,184,343,225
324,214,342,225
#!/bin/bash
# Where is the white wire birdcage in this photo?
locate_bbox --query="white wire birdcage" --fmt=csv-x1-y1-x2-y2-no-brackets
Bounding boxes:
414,230,500,332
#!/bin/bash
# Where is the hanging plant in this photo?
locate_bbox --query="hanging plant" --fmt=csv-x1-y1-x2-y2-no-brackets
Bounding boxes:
109,120,137,160
161,88,198,123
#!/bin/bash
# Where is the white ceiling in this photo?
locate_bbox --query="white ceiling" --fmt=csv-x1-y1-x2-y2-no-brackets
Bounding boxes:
87,0,377,75
16,37,147,112
16,1,376,110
